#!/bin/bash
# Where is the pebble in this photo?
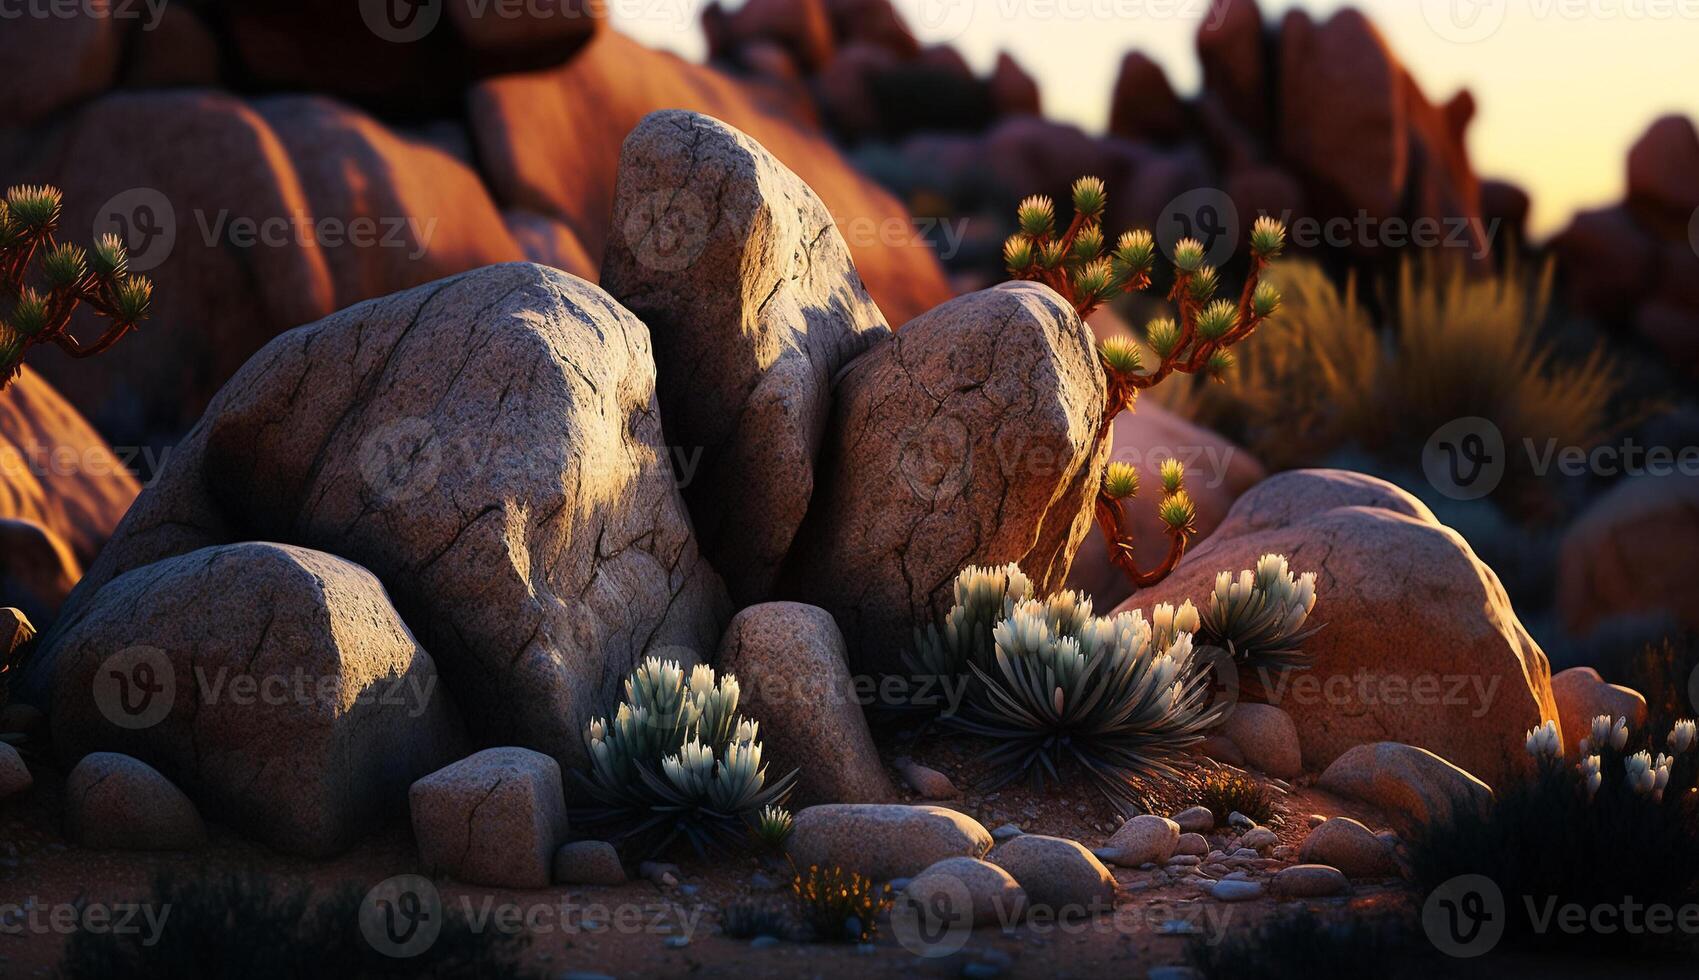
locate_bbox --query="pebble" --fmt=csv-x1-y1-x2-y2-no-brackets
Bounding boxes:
1166,855,1201,867
749,872,781,891
750,935,782,949
1306,813,1327,828
663,936,689,948
1227,812,1256,831
1209,880,1264,902
1240,828,1278,851
992,823,1024,841
1175,833,1209,857
1149,967,1204,980
1169,806,1214,834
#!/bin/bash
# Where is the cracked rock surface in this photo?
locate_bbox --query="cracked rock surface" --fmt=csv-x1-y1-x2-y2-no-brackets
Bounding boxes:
1112,469,1558,787
410,747,569,889
31,263,730,773
603,110,890,605
48,543,468,857
784,281,1107,675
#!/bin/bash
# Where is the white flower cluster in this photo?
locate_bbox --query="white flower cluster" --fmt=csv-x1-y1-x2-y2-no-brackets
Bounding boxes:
1528,714,1697,802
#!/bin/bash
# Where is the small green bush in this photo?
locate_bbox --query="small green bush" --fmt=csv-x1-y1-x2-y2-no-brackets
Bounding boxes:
791,865,891,944
573,657,796,858
1194,769,1285,829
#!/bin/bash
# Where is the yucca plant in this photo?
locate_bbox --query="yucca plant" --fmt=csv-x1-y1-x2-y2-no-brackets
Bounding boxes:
1197,553,1321,681
1409,716,1699,954
573,658,797,858
919,564,1226,815
1004,177,1287,593
791,865,891,944
1,185,152,390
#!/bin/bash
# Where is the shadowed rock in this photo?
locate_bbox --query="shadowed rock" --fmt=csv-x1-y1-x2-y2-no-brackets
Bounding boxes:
31,264,729,771
48,543,468,857
785,282,1107,674
603,111,890,604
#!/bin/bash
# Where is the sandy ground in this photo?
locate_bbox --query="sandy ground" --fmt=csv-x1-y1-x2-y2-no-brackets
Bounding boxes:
1,739,1687,979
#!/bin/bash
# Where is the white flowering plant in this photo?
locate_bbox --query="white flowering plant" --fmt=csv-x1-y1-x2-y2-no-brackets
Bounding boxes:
914,563,1227,815
574,657,796,857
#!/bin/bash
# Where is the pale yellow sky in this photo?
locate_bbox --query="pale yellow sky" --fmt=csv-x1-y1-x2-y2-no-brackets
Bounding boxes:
615,0,1699,239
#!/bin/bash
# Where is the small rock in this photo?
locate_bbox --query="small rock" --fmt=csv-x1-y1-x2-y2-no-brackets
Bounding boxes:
895,758,959,800
992,823,1024,841
1104,814,1180,866
1316,742,1494,838
410,747,568,888
1148,965,1204,980
1306,813,1327,828
1299,817,1400,879
1240,828,1278,851
0,743,31,801
553,841,626,886
989,835,1114,914
1209,879,1264,902
905,857,1027,926
750,872,781,891
1227,812,1255,831
963,963,1005,980
789,804,992,880
750,935,782,949
1272,845,1296,861
1169,806,1214,834
1222,703,1303,779
1175,833,1209,857
1271,864,1350,897
663,935,689,948
1230,848,1260,860
64,752,205,851
1167,855,1201,867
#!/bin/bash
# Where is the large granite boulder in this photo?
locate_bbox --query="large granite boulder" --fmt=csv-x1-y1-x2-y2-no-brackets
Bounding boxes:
48,543,468,856
29,264,729,771
789,804,993,881
602,111,890,603
1113,470,1558,787
785,282,1108,673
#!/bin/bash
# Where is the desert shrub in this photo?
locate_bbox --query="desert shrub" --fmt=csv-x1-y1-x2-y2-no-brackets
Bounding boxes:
1193,769,1285,828
572,658,796,858
56,873,534,979
752,802,794,852
1196,553,1320,680
1408,717,1699,954
1,184,151,390
791,865,891,944
1161,258,1623,499
1004,177,1287,591
1185,908,1430,980
718,897,801,942
911,564,1225,815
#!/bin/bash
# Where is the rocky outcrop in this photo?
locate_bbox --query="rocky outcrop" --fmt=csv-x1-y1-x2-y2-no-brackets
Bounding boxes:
786,283,1108,673
1113,470,1558,787
48,543,468,857
468,30,951,327
1557,475,1699,636
410,748,570,888
717,603,896,805
603,111,890,602
30,264,729,772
